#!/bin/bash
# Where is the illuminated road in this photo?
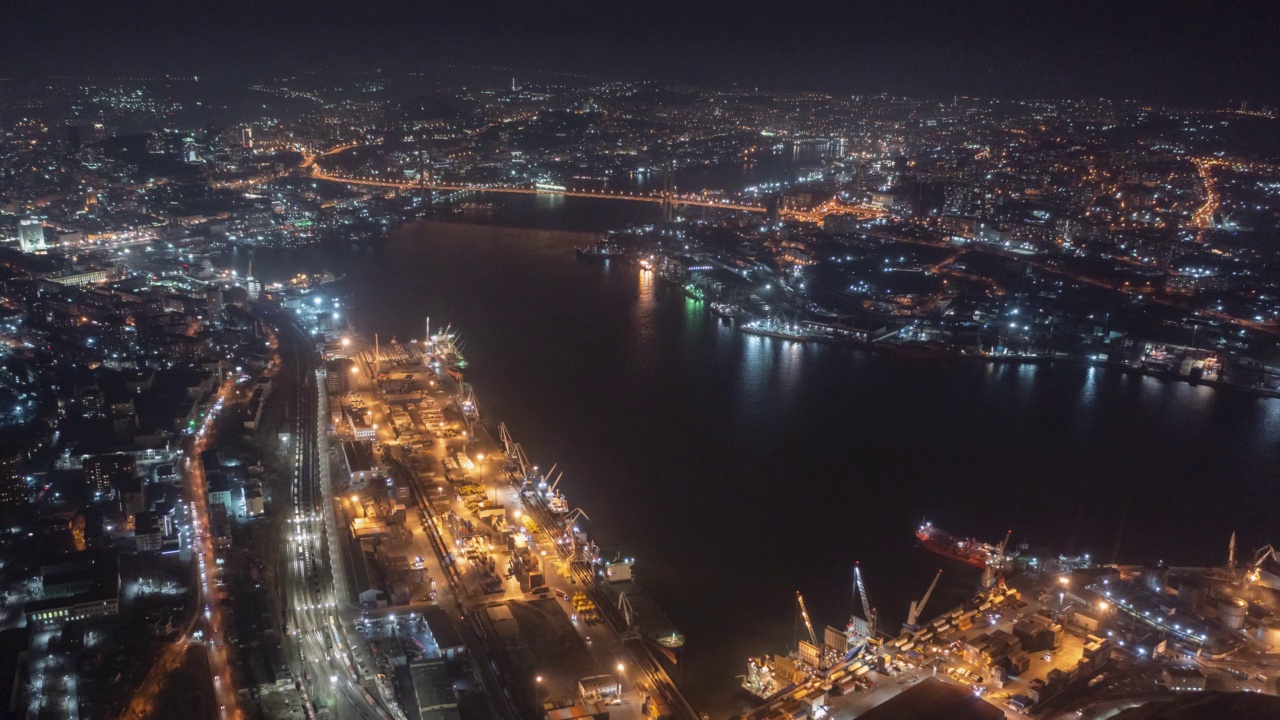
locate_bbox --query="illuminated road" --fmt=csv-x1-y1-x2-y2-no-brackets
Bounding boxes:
123,382,241,720
1191,158,1221,231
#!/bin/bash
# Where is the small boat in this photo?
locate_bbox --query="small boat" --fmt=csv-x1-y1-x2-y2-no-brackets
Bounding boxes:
710,303,743,320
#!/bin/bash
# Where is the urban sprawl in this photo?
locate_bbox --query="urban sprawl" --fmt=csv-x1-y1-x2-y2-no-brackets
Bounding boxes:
0,73,1278,720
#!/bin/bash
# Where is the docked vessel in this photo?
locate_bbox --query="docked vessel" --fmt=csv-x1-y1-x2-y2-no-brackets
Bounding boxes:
915,521,1002,569
454,201,497,213
575,243,627,261
709,302,743,320
740,318,817,342
892,341,959,360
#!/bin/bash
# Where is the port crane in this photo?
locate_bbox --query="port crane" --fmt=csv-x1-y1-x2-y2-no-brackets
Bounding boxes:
559,508,590,560
498,423,515,459
1246,545,1279,584
905,570,943,632
457,384,479,421
796,591,825,670
982,529,1014,588
796,592,819,648
847,562,877,653
618,592,641,641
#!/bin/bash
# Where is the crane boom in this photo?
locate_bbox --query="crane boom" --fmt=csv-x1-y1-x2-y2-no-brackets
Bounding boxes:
907,570,943,628
796,592,819,648
996,529,1012,567
854,562,875,635
1246,545,1278,584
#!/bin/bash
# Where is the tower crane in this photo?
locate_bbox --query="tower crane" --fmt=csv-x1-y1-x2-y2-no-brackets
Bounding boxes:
905,570,942,632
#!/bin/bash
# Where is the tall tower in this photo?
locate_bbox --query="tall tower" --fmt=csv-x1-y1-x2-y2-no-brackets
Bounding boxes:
662,159,674,223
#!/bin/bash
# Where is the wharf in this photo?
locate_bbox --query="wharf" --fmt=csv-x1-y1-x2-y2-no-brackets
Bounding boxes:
333,327,698,720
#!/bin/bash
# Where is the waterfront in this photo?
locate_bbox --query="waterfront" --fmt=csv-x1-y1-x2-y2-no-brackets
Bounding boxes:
230,217,1280,717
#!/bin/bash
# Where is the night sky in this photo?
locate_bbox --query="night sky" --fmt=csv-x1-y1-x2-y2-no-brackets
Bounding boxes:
7,0,1279,105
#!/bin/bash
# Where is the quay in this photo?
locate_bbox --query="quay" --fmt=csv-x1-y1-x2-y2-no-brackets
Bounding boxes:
316,325,698,720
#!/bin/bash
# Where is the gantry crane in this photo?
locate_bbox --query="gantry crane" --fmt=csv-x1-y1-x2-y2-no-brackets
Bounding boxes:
905,570,942,632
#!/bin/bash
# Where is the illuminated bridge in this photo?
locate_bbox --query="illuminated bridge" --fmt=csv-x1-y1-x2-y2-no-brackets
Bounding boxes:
302,145,883,222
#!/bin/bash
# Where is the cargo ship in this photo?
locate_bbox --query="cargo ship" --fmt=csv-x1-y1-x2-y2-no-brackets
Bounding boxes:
915,521,1002,569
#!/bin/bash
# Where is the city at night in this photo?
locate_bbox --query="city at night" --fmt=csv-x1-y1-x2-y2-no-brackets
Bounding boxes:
1,2,1280,719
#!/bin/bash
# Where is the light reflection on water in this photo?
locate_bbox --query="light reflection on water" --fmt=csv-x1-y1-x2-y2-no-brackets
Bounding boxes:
223,221,1280,718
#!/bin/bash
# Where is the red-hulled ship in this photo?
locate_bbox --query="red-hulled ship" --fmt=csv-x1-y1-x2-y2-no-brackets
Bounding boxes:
916,521,1001,569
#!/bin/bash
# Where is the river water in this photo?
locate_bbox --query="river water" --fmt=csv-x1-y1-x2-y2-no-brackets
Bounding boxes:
227,195,1280,717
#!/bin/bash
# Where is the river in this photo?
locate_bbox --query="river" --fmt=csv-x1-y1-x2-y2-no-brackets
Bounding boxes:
225,198,1280,717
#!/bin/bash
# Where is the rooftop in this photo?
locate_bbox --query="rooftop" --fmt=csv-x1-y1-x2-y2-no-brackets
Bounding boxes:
854,677,1004,720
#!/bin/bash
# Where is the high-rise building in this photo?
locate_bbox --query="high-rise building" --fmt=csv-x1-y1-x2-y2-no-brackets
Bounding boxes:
183,137,200,164
83,454,135,499
18,219,45,253
246,261,260,300
206,286,224,324
0,450,26,510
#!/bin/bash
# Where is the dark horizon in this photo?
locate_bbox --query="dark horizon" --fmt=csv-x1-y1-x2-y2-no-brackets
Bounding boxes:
6,0,1279,106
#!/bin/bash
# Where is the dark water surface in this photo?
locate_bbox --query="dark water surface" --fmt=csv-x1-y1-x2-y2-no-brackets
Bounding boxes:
229,215,1280,716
